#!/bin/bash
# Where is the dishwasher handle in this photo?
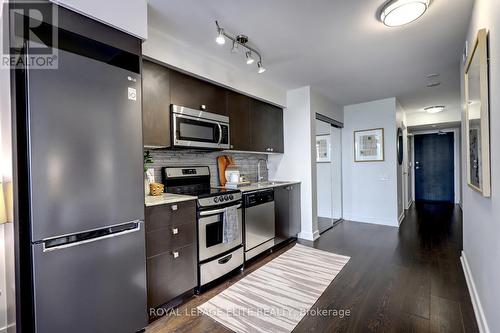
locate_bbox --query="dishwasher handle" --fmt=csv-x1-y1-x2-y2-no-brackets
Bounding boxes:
244,189,274,208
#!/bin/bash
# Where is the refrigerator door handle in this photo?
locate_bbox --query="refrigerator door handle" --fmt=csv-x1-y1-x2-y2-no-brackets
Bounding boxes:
42,221,142,253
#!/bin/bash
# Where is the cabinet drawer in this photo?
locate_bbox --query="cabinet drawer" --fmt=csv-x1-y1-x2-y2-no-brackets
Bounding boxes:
147,243,197,309
146,222,196,257
145,200,196,232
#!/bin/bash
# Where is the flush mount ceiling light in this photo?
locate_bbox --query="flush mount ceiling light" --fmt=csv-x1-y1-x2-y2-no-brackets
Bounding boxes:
380,0,430,27
424,105,445,114
214,21,267,74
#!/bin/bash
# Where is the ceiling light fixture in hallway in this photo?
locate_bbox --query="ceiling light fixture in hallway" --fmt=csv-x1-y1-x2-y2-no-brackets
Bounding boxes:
380,0,430,27
424,105,445,113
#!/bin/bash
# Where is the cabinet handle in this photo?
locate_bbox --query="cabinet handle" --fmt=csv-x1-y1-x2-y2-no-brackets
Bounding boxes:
172,228,179,235
200,105,206,110
172,251,179,258
171,205,178,211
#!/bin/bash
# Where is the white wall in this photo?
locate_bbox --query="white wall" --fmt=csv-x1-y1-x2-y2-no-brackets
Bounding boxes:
142,27,286,107
268,87,319,241
342,98,399,226
311,89,344,123
460,0,500,332
50,0,148,39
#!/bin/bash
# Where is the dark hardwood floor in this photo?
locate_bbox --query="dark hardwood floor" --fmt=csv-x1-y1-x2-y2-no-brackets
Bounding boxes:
146,202,478,333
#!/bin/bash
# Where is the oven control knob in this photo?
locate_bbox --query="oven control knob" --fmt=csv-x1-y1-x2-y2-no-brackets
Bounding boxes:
224,195,229,201
229,194,234,200
214,197,219,203
219,196,225,202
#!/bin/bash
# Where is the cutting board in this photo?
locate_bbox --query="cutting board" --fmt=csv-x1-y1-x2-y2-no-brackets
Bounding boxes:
217,155,235,186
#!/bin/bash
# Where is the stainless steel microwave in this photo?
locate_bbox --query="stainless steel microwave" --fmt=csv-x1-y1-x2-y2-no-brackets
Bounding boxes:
171,105,230,150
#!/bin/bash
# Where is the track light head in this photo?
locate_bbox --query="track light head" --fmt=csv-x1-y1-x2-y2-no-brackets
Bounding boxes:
257,61,266,74
215,28,225,45
246,51,254,64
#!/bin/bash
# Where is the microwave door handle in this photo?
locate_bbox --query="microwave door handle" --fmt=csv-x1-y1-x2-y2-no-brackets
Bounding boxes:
217,123,222,145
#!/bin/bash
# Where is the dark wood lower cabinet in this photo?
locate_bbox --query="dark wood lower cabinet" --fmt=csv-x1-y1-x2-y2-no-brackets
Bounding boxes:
146,243,197,309
275,184,301,238
145,200,197,311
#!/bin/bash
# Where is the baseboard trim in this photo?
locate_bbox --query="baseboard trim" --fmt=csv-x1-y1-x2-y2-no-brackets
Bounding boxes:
298,229,320,241
461,251,490,333
343,214,399,227
398,212,405,226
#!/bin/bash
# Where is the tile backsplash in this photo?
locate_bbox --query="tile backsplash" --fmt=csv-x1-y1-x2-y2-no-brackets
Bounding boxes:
147,150,268,186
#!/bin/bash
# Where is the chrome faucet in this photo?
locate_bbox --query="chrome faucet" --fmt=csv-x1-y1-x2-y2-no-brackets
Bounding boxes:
257,159,268,183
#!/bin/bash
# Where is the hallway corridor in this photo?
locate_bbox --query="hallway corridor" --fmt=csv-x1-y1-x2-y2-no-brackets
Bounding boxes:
296,203,478,332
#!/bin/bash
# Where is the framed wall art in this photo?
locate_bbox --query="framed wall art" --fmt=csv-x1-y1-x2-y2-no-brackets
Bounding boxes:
354,128,384,162
464,28,491,197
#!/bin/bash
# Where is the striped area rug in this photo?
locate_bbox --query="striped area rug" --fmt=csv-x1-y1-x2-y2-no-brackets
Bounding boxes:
197,244,350,333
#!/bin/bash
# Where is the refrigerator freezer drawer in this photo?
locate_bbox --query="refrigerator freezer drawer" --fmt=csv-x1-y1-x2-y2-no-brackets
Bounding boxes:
32,222,147,333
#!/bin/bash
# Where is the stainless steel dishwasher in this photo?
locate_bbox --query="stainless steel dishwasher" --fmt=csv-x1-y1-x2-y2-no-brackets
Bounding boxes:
243,189,275,261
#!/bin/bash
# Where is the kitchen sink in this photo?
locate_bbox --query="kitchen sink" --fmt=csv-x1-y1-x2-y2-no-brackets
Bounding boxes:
257,181,289,186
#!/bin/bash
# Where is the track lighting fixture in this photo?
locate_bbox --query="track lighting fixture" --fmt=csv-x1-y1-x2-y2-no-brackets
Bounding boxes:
214,21,266,74
257,61,266,74
231,41,239,53
215,27,225,45
245,51,254,64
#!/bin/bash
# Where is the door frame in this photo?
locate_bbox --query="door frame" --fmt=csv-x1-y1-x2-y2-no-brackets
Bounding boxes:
411,128,461,204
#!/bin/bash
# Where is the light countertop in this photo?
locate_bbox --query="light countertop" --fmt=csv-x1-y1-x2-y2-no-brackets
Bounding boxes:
218,181,301,193
144,193,197,207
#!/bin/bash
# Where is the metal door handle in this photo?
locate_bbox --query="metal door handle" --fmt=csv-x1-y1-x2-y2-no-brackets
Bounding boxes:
42,221,141,252
171,205,178,211
217,123,222,145
199,204,241,216
172,251,179,258
218,254,232,264
172,228,178,235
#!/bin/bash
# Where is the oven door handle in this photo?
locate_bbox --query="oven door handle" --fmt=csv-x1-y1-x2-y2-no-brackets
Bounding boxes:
199,204,241,216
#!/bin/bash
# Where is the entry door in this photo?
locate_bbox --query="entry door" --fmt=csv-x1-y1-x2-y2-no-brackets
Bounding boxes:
414,133,454,202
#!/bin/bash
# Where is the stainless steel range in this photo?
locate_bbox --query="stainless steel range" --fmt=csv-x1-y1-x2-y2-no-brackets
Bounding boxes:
163,167,244,290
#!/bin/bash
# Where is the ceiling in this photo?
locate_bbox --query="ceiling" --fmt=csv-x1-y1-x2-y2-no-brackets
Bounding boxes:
148,0,474,114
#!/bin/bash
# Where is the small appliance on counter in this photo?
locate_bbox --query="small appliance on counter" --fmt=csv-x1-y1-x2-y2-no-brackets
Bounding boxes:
217,155,251,188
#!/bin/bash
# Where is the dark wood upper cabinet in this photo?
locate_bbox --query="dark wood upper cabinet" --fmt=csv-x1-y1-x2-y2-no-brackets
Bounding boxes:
142,60,171,148
250,99,284,153
142,60,284,153
170,70,227,115
227,91,251,151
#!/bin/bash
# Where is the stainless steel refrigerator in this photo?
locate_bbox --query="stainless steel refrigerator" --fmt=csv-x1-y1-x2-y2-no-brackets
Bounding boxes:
24,44,147,332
